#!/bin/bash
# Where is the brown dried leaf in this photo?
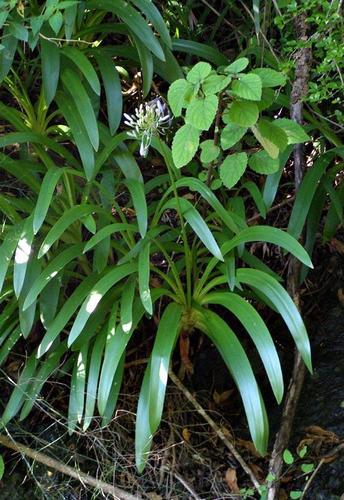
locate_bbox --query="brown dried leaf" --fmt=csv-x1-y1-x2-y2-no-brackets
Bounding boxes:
236,438,261,458
305,426,339,443
213,389,233,405
182,428,191,443
225,468,240,493
337,288,344,306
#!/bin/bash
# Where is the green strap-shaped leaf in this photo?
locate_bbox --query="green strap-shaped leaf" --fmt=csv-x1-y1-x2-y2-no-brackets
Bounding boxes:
0,28,18,83
172,39,228,66
94,132,128,176
203,292,284,403
94,51,122,135
0,132,76,167
198,308,269,455
88,0,165,61
70,292,113,353
124,178,147,238
13,218,34,298
221,225,313,268
24,244,84,310
18,257,41,338
237,268,312,372
55,92,95,180
39,275,62,329
0,222,24,294
288,147,344,240
61,46,100,95
68,346,88,433
262,146,293,209
132,33,153,98
61,68,99,150
0,194,21,224
68,263,137,346
1,352,37,426
149,303,183,431
92,220,110,274
120,277,136,333
83,328,107,431
241,250,283,282
130,0,171,48
101,352,125,427
242,181,267,218
37,274,100,357
64,3,78,39
38,205,99,258
0,327,21,366
138,241,152,315
96,303,122,415
97,295,160,415
135,360,153,472
225,252,236,291
20,343,66,420
40,31,60,106
33,167,65,234
83,223,136,253
113,143,144,182
152,44,183,83
0,155,40,193
0,303,17,340
174,177,245,232
164,198,224,261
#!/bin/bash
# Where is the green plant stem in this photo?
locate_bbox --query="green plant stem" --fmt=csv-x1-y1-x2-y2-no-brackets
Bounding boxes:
152,238,186,301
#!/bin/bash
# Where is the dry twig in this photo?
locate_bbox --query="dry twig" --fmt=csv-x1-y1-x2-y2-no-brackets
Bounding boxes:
301,442,344,499
168,369,261,490
0,434,141,500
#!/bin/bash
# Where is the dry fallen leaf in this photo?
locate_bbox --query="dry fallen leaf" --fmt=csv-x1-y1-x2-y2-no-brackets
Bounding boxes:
237,438,261,458
337,288,344,306
182,427,191,443
213,389,233,405
147,493,163,500
225,468,240,493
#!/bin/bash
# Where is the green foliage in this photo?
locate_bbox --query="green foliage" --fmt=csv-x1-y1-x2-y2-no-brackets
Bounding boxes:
0,1,324,478
275,0,344,125
0,455,4,480
169,58,309,194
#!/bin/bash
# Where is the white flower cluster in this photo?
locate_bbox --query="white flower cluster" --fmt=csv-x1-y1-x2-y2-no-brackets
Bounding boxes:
124,98,172,157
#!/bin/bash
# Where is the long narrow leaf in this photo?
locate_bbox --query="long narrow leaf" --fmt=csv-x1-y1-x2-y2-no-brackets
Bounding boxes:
13,219,34,298
83,327,107,431
37,274,100,357
138,241,152,315
24,244,84,310
203,292,284,403
61,46,100,95
124,178,147,238
222,225,313,268
33,167,65,234
56,92,95,180
61,68,99,150
149,303,183,431
94,51,122,135
38,206,99,258
130,0,171,48
198,309,269,455
237,268,312,372
88,0,165,61
165,198,224,261
67,263,137,346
